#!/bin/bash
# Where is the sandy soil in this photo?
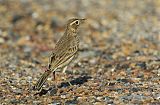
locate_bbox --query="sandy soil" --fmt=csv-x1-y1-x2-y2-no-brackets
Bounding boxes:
0,0,159,104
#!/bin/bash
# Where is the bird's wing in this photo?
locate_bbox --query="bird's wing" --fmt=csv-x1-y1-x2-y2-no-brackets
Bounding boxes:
48,34,78,69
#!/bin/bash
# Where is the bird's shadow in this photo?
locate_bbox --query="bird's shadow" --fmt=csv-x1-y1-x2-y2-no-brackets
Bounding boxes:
35,75,92,96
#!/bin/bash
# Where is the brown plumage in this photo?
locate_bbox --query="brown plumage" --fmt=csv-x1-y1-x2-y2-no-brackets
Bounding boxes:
34,18,85,91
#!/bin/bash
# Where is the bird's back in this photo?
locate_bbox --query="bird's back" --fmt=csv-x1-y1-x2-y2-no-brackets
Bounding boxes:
54,32,79,56
48,32,79,69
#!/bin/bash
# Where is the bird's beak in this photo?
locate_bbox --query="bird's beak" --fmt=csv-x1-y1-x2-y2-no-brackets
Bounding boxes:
80,18,86,23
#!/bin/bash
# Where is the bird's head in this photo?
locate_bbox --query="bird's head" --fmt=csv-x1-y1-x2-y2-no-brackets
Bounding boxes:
66,18,86,32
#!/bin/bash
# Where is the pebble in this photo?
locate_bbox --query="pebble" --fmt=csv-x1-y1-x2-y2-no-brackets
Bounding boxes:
8,64,17,71
10,99,20,104
136,62,146,69
12,88,22,95
154,93,160,100
32,12,39,19
50,102,61,105
94,102,104,105
65,97,78,105
89,58,97,65
27,76,32,82
0,38,5,43
96,96,103,101
60,94,67,99
11,14,23,24
33,101,42,104
23,45,32,53
104,96,114,103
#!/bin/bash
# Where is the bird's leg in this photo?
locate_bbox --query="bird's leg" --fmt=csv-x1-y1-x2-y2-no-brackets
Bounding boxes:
52,71,58,89
66,78,72,86
62,66,68,73
62,66,72,86
53,71,56,80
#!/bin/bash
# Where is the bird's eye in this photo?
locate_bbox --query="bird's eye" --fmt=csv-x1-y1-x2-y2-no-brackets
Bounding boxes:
75,20,79,25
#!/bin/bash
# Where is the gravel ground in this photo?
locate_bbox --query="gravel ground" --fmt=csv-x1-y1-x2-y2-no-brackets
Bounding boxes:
0,0,160,104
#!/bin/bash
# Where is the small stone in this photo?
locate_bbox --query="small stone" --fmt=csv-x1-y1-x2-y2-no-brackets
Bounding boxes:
96,96,103,101
27,76,32,82
137,73,144,78
61,94,66,99
8,64,17,71
117,78,129,83
155,93,160,100
89,58,97,65
11,14,23,24
10,99,20,104
32,12,39,18
48,88,58,96
0,38,5,44
136,62,146,69
33,100,41,104
50,102,61,105
23,45,32,53
77,96,87,101
131,87,140,92
12,88,22,95
94,102,104,105
65,97,78,105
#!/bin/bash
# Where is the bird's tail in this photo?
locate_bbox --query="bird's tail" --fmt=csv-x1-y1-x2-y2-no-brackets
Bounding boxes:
34,70,52,91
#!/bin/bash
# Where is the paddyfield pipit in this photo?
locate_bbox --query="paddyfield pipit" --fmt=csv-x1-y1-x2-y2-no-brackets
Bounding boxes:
34,18,86,91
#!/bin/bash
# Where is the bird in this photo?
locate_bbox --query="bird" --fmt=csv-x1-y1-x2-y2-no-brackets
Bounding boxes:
34,18,86,91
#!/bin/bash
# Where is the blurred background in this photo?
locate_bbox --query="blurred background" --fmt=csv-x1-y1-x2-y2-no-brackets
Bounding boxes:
0,0,159,104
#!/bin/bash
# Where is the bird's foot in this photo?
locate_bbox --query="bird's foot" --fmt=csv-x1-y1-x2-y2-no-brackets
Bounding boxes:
68,81,73,86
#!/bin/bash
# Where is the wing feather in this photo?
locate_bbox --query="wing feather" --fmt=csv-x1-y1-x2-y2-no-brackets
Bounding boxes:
48,34,79,69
